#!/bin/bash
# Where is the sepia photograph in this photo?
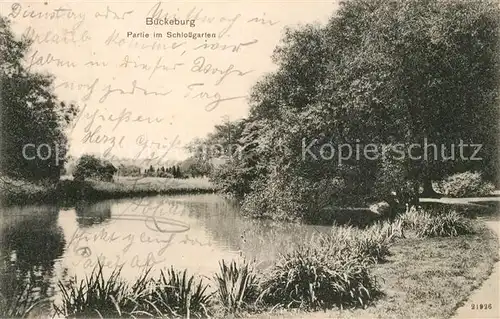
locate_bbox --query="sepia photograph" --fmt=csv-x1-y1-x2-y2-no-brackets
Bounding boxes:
0,0,499,318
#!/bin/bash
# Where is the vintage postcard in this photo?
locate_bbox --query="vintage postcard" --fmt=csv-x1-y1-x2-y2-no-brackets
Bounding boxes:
0,0,499,318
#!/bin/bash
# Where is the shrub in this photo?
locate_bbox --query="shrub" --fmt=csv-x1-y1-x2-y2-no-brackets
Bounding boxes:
369,201,391,217
241,172,311,222
242,169,347,224
73,154,117,182
116,164,142,177
54,264,212,318
213,260,259,314
150,267,212,318
435,171,495,198
398,207,474,237
0,175,58,204
258,243,380,310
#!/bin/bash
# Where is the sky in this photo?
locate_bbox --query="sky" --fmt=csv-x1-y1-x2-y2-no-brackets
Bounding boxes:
2,0,338,162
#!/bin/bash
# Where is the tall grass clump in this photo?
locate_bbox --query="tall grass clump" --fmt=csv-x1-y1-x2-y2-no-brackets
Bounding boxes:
213,260,259,314
55,264,212,318
258,244,380,310
320,220,403,262
398,207,475,237
150,267,212,318
54,263,152,318
354,220,403,260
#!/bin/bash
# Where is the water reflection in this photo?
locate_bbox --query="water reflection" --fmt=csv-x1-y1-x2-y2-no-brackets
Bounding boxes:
0,194,331,315
0,206,65,314
75,201,112,227
155,194,330,269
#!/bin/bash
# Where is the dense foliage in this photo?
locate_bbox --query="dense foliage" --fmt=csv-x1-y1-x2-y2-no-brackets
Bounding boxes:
0,17,77,181
179,156,212,178
54,265,211,318
198,0,500,222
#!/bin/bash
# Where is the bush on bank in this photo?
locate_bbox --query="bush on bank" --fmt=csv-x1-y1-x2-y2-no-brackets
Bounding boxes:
258,244,380,310
240,168,365,224
399,207,475,237
54,266,151,318
434,171,495,198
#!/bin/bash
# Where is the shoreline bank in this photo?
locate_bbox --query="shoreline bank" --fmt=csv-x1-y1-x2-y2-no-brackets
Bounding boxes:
0,176,219,206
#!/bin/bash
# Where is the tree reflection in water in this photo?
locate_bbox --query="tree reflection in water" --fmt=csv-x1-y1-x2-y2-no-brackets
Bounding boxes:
0,206,65,315
164,195,331,270
74,201,112,227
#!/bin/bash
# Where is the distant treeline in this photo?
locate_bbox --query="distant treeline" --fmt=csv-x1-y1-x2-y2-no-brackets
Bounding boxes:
103,163,185,179
70,154,189,182
140,165,184,178
116,160,210,179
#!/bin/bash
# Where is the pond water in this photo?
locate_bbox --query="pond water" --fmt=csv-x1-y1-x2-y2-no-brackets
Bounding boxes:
0,194,331,309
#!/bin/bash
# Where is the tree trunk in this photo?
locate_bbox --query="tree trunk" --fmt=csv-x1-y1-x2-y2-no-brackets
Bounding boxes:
421,177,440,198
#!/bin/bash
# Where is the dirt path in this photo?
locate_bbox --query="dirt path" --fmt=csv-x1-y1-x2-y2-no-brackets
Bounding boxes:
421,197,500,319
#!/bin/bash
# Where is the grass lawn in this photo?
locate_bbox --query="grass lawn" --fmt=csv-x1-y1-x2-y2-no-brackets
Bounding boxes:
245,223,499,319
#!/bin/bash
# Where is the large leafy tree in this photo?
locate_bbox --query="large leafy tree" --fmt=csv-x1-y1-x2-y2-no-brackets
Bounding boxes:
0,17,77,181
186,118,264,197
73,154,117,182
213,0,500,220
179,156,212,178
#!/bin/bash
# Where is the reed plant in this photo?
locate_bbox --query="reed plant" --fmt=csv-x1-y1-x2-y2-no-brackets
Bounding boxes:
213,260,259,314
53,263,153,318
258,244,379,310
149,267,212,318
318,219,403,263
